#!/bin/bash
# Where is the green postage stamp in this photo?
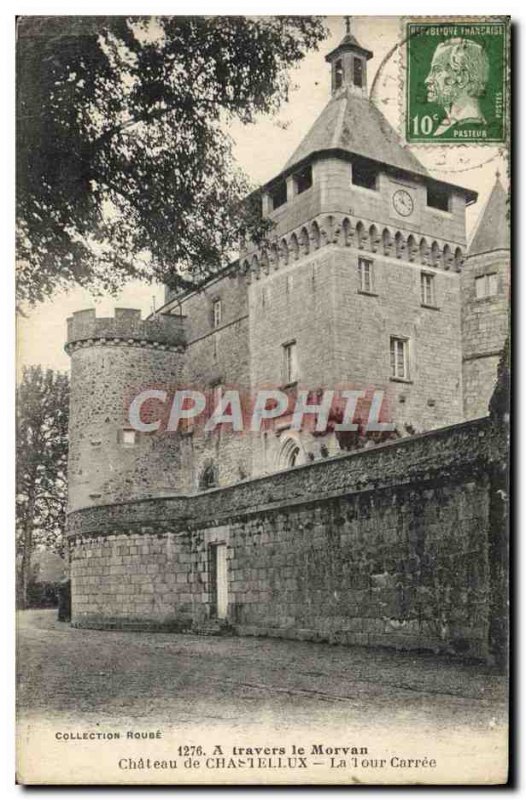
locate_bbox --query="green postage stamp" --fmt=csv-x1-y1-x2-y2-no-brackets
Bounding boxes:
406,20,509,143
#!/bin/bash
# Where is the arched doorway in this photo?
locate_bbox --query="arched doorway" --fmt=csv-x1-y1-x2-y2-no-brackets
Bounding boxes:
278,435,305,469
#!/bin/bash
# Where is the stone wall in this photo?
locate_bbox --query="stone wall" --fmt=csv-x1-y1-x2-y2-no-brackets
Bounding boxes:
246,241,464,446
68,416,508,661
177,271,253,488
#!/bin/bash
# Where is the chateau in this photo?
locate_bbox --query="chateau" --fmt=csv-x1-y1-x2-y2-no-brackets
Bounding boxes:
65,28,509,660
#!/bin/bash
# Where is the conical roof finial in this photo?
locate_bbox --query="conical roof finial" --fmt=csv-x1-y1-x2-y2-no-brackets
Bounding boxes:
345,16,351,36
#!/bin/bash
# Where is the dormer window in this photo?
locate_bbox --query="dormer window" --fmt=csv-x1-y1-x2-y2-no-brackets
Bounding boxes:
352,158,378,191
353,57,363,88
269,180,287,210
427,185,450,212
293,165,312,195
334,59,344,90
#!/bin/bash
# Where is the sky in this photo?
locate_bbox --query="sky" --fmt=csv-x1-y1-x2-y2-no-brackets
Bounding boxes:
17,15,509,374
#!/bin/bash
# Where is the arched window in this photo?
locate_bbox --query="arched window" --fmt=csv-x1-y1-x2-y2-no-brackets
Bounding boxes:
289,446,300,466
334,59,344,90
199,464,217,490
278,436,304,470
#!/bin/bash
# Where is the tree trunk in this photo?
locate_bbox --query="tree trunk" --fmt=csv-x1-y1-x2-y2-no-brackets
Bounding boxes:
19,493,35,609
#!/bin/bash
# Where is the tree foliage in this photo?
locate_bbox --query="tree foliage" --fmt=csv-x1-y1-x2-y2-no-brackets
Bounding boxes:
16,367,69,606
17,16,327,305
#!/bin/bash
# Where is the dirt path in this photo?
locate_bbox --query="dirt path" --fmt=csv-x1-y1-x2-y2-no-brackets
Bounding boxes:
16,610,508,784
18,609,507,732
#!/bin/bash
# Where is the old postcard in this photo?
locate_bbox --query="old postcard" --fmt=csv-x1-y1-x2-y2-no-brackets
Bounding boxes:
16,14,510,785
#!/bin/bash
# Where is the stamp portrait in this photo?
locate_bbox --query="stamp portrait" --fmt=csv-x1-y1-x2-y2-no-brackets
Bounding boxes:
406,21,508,143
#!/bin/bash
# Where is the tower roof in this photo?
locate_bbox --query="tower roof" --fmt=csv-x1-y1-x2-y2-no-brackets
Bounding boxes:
469,175,510,256
325,32,373,63
283,88,430,178
325,16,373,62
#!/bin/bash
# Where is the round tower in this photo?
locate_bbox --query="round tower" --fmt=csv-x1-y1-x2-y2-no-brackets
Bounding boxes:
65,307,188,512
65,307,199,631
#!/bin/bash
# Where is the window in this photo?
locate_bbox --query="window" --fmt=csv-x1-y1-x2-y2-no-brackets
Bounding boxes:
199,464,217,490
427,185,450,212
420,272,436,306
353,57,363,87
352,158,378,191
358,257,374,293
122,429,136,447
212,299,222,328
282,341,298,385
390,337,409,380
334,59,344,89
293,165,312,195
269,180,287,210
288,445,301,467
475,273,498,299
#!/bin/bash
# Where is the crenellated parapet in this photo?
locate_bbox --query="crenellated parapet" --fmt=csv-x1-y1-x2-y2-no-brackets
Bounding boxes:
65,308,186,354
239,213,466,283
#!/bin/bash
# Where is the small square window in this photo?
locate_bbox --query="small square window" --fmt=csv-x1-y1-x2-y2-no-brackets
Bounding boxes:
352,158,378,191
390,337,409,380
269,181,287,210
427,185,450,212
212,299,222,328
421,272,435,306
358,258,374,293
282,341,298,385
122,429,136,447
487,273,498,296
293,165,312,195
475,273,498,299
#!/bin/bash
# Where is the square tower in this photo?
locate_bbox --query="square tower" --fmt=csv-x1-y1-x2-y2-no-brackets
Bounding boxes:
243,23,477,472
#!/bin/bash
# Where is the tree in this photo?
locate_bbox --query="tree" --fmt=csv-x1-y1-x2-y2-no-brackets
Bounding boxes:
16,367,69,608
16,16,327,306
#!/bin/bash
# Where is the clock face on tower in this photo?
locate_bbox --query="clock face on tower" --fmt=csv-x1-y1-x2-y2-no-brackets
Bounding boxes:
392,189,414,217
